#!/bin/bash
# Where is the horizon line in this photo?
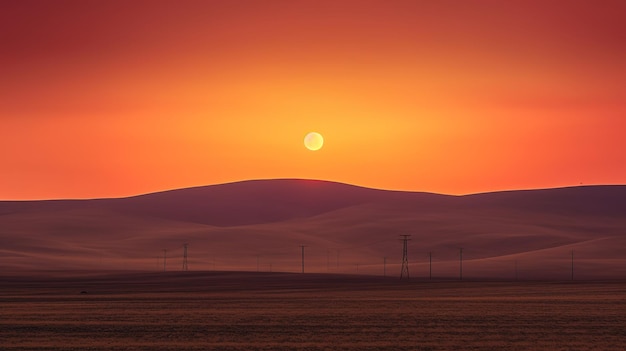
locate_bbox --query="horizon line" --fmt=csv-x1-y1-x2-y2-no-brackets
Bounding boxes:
1,177,623,202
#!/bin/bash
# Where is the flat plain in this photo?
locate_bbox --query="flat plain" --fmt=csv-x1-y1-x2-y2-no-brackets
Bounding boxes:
2,271,625,350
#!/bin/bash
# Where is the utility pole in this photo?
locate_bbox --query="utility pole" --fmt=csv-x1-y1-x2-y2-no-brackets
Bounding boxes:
327,250,330,272
429,251,432,280
300,245,306,273
572,250,575,280
182,243,188,271
383,257,387,277
459,248,463,280
400,235,411,280
163,249,167,272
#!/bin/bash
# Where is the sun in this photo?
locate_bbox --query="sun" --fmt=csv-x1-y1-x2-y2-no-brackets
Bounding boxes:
304,132,324,151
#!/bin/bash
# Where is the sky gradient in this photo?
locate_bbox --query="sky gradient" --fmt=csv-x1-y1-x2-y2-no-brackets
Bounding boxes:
1,0,625,200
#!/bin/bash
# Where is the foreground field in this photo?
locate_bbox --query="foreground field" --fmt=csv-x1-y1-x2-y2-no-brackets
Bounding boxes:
1,271,626,350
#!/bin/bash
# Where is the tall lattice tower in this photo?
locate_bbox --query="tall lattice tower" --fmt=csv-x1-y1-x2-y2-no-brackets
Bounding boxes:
182,243,188,271
400,235,411,279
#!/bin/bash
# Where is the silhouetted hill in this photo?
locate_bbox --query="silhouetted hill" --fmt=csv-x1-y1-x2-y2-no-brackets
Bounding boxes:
462,185,626,217
104,179,448,226
0,179,449,226
2,180,624,226
0,180,625,278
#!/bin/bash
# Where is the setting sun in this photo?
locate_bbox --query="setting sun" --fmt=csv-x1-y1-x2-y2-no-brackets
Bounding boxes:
304,132,324,151
0,0,624,200
1,2,625,350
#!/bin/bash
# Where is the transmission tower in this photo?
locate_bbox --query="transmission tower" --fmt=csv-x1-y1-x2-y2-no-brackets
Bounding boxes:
182,243,188,271
400,235,411,280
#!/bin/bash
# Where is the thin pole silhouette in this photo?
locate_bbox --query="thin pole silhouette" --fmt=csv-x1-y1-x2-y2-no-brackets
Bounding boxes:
182,243,188,271
163,249,167,272
327,250,330,272
571,250,574,281
383,257,387,277
300,245,306,273
400,235,411,280
429,251,432,280
459,248,463,280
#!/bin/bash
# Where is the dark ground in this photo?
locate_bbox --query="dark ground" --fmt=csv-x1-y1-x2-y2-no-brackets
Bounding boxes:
2,271,625,350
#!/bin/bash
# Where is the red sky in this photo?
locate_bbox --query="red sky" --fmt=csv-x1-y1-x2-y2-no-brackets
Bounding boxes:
1,0,625,200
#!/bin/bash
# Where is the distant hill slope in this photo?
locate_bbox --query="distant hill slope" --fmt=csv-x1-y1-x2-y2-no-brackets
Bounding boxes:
104,179,448,226
461,185,626,217
0,180,625,278
0,179,450,226
2,180,623,226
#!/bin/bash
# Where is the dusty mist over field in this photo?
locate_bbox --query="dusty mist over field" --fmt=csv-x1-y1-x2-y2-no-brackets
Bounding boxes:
1,179,625,280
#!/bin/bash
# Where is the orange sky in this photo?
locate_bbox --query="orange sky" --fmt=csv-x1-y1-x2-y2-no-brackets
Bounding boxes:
1,0,625,200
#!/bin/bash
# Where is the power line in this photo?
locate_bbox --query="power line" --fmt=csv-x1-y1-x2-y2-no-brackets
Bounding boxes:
335,238,390,251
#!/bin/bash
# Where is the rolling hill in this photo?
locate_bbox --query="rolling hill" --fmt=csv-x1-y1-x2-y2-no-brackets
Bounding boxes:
1,179,625,279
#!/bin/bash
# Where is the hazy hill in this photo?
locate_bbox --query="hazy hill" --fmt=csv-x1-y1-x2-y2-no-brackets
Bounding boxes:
1,179,625,279
0,179,447,226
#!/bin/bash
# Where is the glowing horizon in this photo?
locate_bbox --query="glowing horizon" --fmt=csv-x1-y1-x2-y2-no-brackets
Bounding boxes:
1,0,624,200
